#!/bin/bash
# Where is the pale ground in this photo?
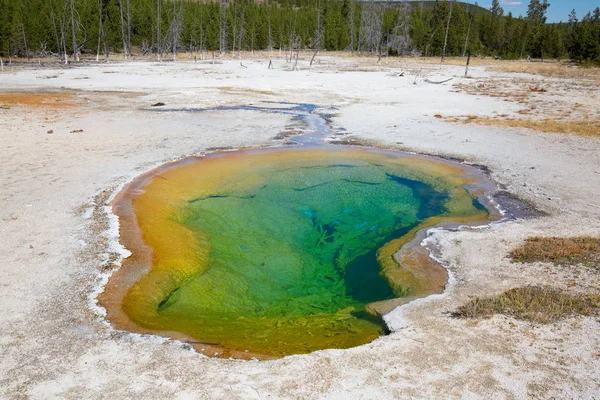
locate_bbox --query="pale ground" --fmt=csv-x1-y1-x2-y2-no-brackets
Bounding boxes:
1,55,600,399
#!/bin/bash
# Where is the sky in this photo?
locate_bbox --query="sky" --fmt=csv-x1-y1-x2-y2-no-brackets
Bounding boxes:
474,0,599,22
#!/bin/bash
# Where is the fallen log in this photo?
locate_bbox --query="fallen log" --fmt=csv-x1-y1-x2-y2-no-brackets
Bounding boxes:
424,77,454,84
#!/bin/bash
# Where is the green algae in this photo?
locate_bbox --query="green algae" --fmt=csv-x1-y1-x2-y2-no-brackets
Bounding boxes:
112,148,490,358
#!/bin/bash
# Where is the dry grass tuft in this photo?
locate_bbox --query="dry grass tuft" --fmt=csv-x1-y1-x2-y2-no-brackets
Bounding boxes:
454,116,600,137
511,236,600,267
455,286,600,324
489,61,600,84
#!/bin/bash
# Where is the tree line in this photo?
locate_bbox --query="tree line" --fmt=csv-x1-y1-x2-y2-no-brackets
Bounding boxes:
0,0,599,64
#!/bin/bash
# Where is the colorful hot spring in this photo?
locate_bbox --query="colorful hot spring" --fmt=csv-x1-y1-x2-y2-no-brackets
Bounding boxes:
105,148,490,358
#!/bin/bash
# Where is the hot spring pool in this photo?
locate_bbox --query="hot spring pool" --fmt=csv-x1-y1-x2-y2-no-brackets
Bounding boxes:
101,146,496,359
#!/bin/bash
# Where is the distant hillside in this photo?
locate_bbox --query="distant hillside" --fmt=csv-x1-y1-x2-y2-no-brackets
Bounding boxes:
359,0,489,15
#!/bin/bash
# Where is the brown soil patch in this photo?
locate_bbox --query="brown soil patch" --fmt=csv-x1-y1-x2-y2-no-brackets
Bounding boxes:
0,92,76,108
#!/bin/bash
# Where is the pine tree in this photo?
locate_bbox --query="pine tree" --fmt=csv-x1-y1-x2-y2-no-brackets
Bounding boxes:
525,0,550,58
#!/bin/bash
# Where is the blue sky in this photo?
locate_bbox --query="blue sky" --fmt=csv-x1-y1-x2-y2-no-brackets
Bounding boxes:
475,0,599,22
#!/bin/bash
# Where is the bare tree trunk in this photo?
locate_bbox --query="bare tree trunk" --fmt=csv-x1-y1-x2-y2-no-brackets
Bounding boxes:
172,0,177,59
219,0,227,54
309,48,318,69
279,32,282,56
21,21,30,62
250,20,255,56
237,5,245,59
267,0,272,55
126,0,131,56
96,0,102,61
359,2,384,58
59,1,69,64
441,0,454,63
69,0,79,61
293,38,301,70
157,0,162,59
462,14,472,57
232,4,237,56
119,0,128,58
48,0,61,57
310,0,321,69
349,0,355,54
199,5,204,59
189,6,195,56
96,0,108,61
288,10,297,63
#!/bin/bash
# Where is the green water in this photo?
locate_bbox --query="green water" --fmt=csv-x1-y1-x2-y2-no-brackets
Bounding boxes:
153,161,451,353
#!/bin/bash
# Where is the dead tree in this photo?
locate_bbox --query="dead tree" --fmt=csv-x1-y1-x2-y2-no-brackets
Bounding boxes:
219,0,228,54
293,37,301,70
267,0,272,54
171,0,182,59
48,0,61,58
464,51,471,77
250,19,255,56
310,0,322,69
126,0,131,56
157,0,162,58
401,2,411,54
288,9,298,63
237,4,246,59
96,0,108,61
22,23,30,61
58,1,69,63
198,4,205,59
388,3,411,57
119,0,128,58
69,0,79,61
232,2,237,55
441,0,454,62
348,0,355,54
359,2,385,62
18,3,30,62
462,13,473,57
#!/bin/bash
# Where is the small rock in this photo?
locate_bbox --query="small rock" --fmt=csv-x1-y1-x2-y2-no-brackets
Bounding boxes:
151,102,166,107
70,129,84,133
47,129,53,134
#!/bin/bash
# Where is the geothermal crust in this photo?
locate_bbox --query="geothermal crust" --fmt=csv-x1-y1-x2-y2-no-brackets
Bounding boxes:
1,57,600,398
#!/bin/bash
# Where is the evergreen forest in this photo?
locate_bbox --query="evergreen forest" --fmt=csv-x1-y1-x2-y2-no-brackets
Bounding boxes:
0,0,599,64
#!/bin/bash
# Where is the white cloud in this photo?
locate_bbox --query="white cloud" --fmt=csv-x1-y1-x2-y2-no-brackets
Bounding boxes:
501,1,522,5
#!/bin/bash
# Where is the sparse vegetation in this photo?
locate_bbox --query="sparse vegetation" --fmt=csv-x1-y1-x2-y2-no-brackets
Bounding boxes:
490,62,600,83
455,286,600,324
451,116,600,138
447,67,599,138
511,236,600,267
